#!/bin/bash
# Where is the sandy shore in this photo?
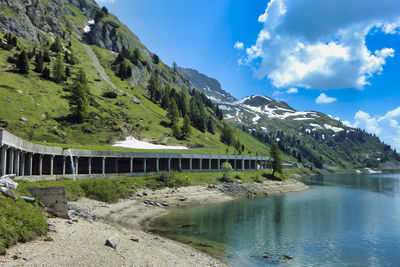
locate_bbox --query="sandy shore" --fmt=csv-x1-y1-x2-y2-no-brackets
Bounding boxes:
0,179,308,267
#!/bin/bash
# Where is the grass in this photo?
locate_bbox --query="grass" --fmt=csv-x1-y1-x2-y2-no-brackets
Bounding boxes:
0,195,48,255
15,170,274,202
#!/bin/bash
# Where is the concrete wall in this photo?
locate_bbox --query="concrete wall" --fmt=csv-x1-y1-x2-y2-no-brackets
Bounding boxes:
27,187,69,219
0,130,270,180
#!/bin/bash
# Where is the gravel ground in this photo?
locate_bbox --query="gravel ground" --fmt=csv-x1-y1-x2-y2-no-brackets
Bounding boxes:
0,179,308,267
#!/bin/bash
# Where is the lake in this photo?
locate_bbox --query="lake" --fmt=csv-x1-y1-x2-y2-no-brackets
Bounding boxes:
150,173,400,266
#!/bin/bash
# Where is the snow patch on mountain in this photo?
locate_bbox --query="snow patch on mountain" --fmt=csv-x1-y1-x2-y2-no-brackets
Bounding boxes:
252,114,261,123
324,124,344,133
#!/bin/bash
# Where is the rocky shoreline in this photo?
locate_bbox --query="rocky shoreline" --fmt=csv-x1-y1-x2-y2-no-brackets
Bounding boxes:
0,178,308,267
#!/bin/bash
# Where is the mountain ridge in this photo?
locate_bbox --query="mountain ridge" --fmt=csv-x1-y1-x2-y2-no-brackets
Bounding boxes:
178,68,400,169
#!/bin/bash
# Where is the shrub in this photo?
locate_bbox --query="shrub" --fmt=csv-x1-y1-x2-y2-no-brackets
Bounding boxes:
103,91,118,98
220,162,234,183
0,195,48,255
156,172,182,188
253,175,263,183
80,180,128,203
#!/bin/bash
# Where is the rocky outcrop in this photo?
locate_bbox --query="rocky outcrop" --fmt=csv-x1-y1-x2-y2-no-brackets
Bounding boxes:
0,0,77,41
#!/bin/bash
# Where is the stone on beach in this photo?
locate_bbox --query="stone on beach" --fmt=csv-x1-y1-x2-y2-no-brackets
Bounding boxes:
105,234,120,249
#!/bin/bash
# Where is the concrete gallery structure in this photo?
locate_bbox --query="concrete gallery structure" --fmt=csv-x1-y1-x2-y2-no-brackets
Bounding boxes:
0,130,269,181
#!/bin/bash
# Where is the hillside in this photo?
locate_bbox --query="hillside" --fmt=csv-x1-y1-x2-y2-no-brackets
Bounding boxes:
179,69,400,169
0,0,269,156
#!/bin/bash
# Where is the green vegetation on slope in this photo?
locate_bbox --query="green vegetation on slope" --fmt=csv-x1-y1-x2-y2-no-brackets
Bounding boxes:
0,31,268,156
0,195,48,255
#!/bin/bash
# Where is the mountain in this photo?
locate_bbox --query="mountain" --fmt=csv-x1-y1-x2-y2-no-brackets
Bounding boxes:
0,0,269,156
179,70,400,169
177,67,236,103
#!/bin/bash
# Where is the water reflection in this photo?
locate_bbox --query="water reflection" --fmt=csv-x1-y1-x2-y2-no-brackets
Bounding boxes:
300,173,400,198
151,173,400,266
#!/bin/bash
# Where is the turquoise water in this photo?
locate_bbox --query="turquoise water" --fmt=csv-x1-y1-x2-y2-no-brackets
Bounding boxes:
151,173,400,266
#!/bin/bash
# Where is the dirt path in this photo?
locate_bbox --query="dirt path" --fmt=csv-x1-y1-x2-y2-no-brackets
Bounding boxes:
83,44,123,94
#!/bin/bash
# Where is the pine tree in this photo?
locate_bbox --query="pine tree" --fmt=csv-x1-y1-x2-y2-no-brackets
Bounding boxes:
221,124,234,146
34,51,43,73
181,115,191,139
270,142,283,178
147,74,160,101
65,66,71,77
114,53,123,65
132,48,140,64
207,118,215,134
50,35,63,53
152,53,160,64
42,66,51,79
43,50,50,62
70,68,89,123
172,121,180,139
52,53,65,83
16,50,29,74
167,98,180,125
297,152,302,163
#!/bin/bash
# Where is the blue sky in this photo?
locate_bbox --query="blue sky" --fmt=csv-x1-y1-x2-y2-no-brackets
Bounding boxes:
97,0,400,150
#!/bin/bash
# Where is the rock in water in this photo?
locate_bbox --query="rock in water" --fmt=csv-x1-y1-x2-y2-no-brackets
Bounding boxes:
105,234,120,249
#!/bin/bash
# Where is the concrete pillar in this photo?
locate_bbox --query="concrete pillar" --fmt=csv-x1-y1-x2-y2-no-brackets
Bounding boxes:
130,158,133,173
102,157,106,174
189,158,192,171
209,159,211,170
29,154,33,176
0,147,7,176
234,158,237,170
62,156,66,175
9,149,14,175
144,158,147,173
179,158,182,171
15,151,20,176
156,158,159,173
88,157,92,175
242,159,245,171
20,152,25,176
50,155,54,176
39,154,43,176
168,158,171,172
199,158,202,170
218,159,220,171
75,157,79,175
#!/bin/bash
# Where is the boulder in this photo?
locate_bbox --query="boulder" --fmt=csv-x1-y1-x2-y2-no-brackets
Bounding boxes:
0,187,17,200
105,234,120,249
0,177,18,189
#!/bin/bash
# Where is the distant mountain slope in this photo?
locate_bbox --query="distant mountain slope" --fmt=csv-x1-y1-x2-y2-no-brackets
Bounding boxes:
183,73,400,169
178,67,236,103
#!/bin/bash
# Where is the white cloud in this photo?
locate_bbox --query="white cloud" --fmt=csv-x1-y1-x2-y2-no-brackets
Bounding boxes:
286,87,298,94
234,41,244,50
350,107,400,151
343,121,352,127
316,93,337,104
244,0,400,90
354,111,381,134
378,107,400,121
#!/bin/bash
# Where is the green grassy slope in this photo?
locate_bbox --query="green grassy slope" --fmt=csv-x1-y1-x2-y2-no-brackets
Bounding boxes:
0,32,269,156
